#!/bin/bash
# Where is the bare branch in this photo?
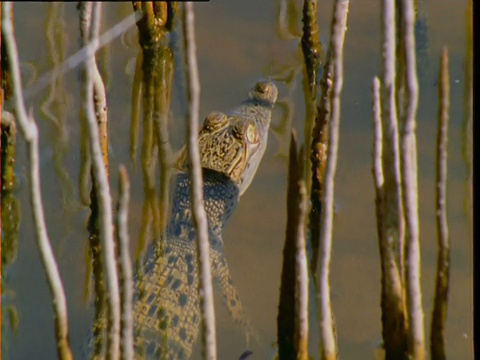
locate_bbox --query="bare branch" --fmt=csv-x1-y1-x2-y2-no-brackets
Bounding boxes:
277,132,308,359
301,0,322,99
373,75,407,359
381,0,405,280
372,77,383,195
1,3,72,359
462,0,473,242
183,3,217,359
399,1,425,357
377,1,409,357
82,2,121,358
295,162,309,360
317,1,349,358
430,47,450,360
116,166,134,360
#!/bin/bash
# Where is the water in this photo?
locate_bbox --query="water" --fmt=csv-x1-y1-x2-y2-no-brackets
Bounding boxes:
2,1,472,359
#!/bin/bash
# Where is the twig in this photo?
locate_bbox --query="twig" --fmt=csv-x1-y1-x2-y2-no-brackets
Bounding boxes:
183,3,217,360
277,133,309,360
132,1,173,48
78,1,93,207
89,2,109,176
300,0,322,201
277,132,302,359
430,47,450,360
152,45,174,235
2,3,73,359
304,0,330,275
373,75,407,358
301,0,321,99
294,153,309,360
461,0,473,241
83,2,121,359
309,41,333,275
317,1,349,359
116,166,134,360
381,0,405,279
377,1,409,357
399,1,425,358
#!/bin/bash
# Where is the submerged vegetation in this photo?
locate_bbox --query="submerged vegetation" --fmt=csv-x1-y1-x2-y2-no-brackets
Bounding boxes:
1,1,472,359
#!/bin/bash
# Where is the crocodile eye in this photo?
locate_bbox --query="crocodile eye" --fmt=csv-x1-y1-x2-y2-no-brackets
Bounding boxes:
202,112,228,131
232,120,245,138
233,120,258,144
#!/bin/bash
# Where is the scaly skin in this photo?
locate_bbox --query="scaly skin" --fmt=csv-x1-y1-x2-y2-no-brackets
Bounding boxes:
182,81,278,195
89,81,278,359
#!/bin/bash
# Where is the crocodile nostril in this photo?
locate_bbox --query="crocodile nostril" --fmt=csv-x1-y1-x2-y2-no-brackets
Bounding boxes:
255,82,268,93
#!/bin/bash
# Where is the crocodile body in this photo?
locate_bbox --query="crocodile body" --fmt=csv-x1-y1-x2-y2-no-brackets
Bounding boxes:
133,170,243,358
88,81,278,359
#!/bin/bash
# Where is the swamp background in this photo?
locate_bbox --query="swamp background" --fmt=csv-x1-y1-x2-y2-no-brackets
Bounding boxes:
2,1,472,359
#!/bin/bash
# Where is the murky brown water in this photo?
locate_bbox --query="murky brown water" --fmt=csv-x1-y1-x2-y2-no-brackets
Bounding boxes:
3,1,472,359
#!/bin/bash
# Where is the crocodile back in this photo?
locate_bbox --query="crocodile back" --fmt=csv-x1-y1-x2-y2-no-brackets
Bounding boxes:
133,170,240,359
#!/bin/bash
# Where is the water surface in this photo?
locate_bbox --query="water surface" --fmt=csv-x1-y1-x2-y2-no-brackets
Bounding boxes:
3,1,472,359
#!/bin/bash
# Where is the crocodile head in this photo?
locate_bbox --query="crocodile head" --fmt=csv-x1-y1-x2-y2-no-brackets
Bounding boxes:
197,111,261,187
180,81,278,195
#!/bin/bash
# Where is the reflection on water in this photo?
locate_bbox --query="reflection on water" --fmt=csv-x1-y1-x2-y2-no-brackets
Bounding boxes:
3,1,473,359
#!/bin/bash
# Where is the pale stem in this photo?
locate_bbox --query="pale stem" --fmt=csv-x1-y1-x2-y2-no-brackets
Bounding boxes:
318,1,349,358
2,3,72,359
400,0,425,358
116,166,134,360
430,47,450,360
183,3,217,360
295,179,309,360
83,2,121,359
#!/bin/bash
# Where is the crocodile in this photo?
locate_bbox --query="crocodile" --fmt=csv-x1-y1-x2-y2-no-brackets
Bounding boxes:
132,80,278,359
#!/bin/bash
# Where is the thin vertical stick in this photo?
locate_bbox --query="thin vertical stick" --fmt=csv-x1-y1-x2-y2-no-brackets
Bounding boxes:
373,75,407,359
90,2,109,176
1,3,72,359
430,47,450,360
399,1,425,358
277,133,308,359
301,0,321,100
116,166,134,360
317,1,349,359
378,2,409,356
381,0,405,281
183,3,217,360
372,77,383,198
295,172,309,360
461,0,472,240
309,7,333,276
84,2,121,358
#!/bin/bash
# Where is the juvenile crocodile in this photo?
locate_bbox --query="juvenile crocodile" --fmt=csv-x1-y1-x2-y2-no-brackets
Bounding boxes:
133,81,278,359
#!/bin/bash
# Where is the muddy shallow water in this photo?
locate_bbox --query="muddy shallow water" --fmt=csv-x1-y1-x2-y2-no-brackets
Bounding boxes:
3,1,472,359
